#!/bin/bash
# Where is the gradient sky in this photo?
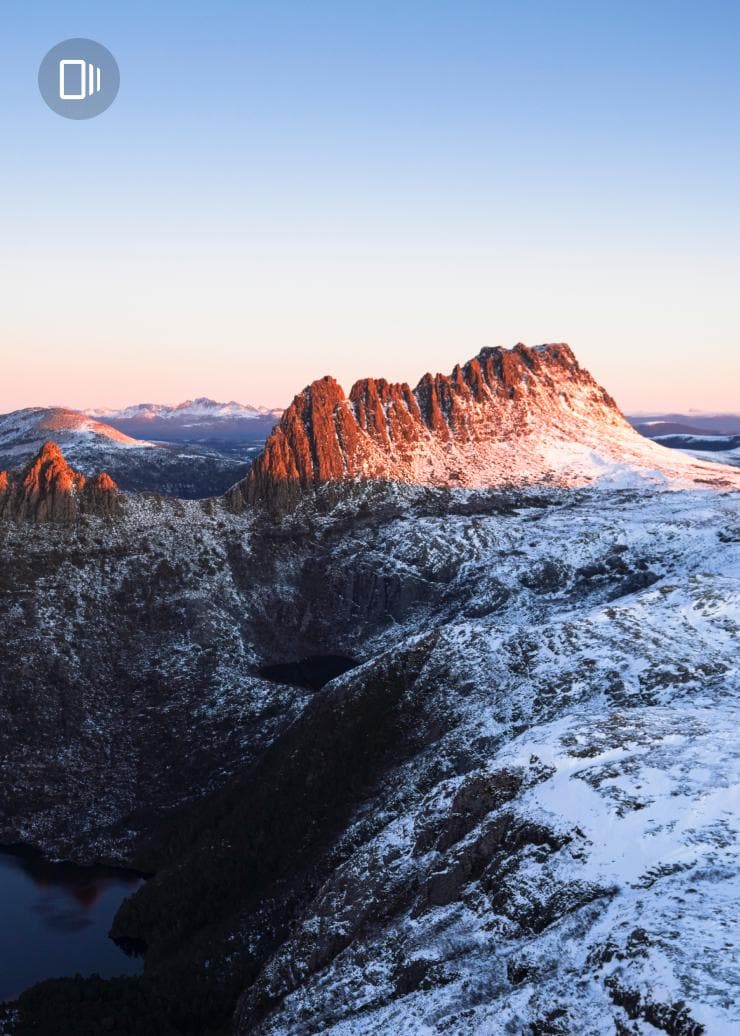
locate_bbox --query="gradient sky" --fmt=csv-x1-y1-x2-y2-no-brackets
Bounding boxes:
1,0,739,413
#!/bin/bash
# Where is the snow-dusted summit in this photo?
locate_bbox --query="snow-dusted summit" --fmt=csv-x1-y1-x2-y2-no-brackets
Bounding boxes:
0,406,146,457
87,397,281,423
237,343,739,507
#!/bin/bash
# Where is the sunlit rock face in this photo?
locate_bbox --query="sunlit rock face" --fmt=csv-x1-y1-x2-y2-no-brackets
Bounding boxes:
230,343,739,510
0,441,119,521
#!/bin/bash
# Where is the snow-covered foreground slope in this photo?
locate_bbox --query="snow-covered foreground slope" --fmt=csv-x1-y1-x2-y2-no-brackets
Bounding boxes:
223,487,740,1036
2,481,738,1033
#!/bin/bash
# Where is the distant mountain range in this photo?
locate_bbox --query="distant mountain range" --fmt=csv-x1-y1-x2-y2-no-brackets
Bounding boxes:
2,391,738,503
628,412,740,436
85,397,283,443
626,413,740,469
0,399,283,497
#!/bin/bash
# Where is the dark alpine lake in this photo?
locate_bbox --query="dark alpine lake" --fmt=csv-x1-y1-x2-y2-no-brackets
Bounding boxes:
258,654,359,691
0,846,143,1002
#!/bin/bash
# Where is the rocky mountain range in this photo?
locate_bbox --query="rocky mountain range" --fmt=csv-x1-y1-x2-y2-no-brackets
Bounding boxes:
0,343,738,1035
2,377,735,508
0,402,280,499
86,398,282,444
236,343,737,508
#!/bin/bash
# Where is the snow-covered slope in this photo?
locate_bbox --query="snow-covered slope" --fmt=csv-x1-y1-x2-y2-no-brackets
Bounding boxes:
650,434,740,469
681,444,740,468
224,486,740,1036
2,472,728,1034
0,406,147,456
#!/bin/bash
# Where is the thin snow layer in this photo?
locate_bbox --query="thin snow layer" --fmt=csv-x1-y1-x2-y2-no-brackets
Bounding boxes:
298,710,740,1036
0,406,156,474
654,435,737,445
245,487,740,1036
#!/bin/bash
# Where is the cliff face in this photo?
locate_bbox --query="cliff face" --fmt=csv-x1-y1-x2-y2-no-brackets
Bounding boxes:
0,441,120,521
231,344,633,508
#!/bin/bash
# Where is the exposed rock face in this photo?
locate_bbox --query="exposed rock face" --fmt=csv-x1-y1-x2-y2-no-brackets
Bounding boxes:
231,343,737,509
0,441,120,521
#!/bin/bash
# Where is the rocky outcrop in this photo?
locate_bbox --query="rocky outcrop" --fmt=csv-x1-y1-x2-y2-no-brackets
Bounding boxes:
0,441,120,521
230,342,716,510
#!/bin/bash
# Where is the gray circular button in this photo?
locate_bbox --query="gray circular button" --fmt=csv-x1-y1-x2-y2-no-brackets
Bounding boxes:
38,38,119,119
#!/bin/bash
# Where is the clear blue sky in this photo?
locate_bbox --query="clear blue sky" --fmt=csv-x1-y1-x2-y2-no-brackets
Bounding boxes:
1,1,739,411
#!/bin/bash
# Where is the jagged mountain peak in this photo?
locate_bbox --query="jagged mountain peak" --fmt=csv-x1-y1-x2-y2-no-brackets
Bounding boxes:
0,440,119,522
22,439,84,493
234,342,736,509
33,439,66,462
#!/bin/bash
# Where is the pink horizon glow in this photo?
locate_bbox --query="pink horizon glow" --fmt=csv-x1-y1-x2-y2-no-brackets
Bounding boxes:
2,339,737,418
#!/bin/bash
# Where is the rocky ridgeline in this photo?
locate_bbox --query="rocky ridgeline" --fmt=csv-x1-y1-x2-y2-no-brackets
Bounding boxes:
229,344,631,509
0,441,119,521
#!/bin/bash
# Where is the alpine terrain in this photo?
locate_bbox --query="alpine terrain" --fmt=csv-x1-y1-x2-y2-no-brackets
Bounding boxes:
0,402,281,498
0,343,738,1036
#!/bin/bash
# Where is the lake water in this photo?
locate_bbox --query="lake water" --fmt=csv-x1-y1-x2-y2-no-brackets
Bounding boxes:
258,654,359,690
0,846,143,1002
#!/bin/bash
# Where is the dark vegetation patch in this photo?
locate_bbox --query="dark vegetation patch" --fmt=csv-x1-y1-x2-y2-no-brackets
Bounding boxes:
9,976,182,1036
605,980,705,1036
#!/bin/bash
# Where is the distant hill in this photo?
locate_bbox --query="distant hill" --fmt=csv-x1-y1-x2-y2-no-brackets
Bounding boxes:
629,413,740,436
628,413,740,469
